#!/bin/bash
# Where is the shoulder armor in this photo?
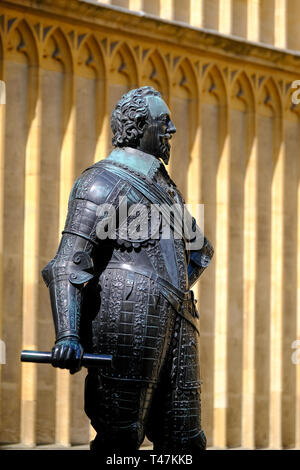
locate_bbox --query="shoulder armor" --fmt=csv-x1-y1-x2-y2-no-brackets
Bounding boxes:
69,164,120,206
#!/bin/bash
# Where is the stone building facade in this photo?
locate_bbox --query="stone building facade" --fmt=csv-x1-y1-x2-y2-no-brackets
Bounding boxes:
0,0,299,449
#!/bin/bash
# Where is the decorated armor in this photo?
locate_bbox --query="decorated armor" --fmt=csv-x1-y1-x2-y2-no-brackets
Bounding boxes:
42,86,213,453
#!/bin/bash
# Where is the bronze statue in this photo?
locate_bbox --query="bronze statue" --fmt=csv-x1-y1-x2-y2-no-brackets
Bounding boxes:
41,86,213,453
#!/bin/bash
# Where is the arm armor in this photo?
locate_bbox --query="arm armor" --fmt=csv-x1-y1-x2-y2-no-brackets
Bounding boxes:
188,218,214,288
41,166,112,342
42,242,94,341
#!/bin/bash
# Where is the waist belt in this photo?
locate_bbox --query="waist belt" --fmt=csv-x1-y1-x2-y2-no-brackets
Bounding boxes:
105,262,200,335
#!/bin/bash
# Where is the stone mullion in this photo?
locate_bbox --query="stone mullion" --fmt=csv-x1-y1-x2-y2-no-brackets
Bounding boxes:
160,0,174,21
242,93,257,449
165,55,175,179
69,41,91,446
274,0,287,49
226,79,247,447
187,67,201,341
0,31,6,441
135,45,142,90
297,159,300,448
164,53,172,109
129,0,143,11
286,1,300,51
190,66,214,445
1,21,32,443
269,106,284,448
89,38,109,164
219,0,232,35
55,57,76,447
247,0,260,42
20,52,41,447
213,89,229,448
94,57,109,163
254,93,272,448
187,71,201,207
280,103,300,448
189,0,204,27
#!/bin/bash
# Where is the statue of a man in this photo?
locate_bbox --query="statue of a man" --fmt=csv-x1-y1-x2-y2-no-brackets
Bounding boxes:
42,86,213,453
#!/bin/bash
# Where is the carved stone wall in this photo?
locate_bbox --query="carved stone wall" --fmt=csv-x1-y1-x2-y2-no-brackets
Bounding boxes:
0,0,299,449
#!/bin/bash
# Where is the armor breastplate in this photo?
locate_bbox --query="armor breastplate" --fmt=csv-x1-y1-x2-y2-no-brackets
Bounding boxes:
91,153,190,291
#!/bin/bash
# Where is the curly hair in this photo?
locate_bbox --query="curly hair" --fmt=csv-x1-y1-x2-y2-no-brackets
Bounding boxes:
111,86,162,148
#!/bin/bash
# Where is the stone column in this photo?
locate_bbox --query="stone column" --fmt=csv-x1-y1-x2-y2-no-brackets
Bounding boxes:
297,168,300,448
281,101,299,448
227,77,248,447
219,0,232,35
213,94,229,448
247,0,260,42
199,67,220,445
0,35,29,444
269,100,283,449
143,0,160,15
242,98,257,449
160,0,174,20
231,0,247,38
286,0,300,51
129,0,143,11
255,83,274,448
0,34,6,442
190,0,204,27
274,0,287,49
259,0,275,45
55,70,76,446
20,59,40,447
94,72,108,163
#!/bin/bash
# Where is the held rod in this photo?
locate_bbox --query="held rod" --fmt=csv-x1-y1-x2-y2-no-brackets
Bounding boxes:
20,350,113,368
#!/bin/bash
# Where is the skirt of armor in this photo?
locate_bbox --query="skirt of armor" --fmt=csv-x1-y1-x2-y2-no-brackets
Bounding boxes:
80,267,203,450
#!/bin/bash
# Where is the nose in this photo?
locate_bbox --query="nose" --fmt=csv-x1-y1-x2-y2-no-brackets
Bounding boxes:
168,120,176,135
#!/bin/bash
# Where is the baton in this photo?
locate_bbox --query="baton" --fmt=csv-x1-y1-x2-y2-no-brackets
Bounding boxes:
21,350,113,368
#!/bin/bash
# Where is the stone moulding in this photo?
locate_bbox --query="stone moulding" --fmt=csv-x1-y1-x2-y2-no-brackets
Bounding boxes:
1,0,300,74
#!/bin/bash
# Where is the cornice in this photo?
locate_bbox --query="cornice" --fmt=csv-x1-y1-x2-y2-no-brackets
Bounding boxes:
1,0,300,74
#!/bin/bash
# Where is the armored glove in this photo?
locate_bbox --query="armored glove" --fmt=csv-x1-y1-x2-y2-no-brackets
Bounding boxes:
52,336,84,374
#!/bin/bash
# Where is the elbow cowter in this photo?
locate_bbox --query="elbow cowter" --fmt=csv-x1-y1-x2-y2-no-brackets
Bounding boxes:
42,251,94,288
41,251,94,341
188,237,214,288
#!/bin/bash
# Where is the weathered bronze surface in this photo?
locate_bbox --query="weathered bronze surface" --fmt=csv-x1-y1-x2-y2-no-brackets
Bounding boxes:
42,86,213,453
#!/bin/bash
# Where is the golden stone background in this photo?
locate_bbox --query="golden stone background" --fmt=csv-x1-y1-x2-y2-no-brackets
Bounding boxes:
0,0,299,449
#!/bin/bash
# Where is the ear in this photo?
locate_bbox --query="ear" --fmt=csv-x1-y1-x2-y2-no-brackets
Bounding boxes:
136,113,148,132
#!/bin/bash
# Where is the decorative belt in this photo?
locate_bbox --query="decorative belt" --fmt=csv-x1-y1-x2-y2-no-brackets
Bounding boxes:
105,262,200,335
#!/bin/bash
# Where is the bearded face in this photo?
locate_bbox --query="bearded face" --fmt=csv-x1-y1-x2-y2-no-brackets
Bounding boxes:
158,117,173,165
137,96,176,165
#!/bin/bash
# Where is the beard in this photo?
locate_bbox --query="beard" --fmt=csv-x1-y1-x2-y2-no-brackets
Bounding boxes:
159,136,171,165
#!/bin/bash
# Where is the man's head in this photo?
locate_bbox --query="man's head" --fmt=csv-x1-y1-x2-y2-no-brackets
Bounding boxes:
111,86,176,164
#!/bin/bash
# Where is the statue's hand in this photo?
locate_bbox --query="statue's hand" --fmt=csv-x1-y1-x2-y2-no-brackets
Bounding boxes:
51,337,84,375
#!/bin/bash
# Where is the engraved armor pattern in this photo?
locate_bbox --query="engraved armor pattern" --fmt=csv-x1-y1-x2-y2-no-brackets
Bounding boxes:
43,145,213,452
